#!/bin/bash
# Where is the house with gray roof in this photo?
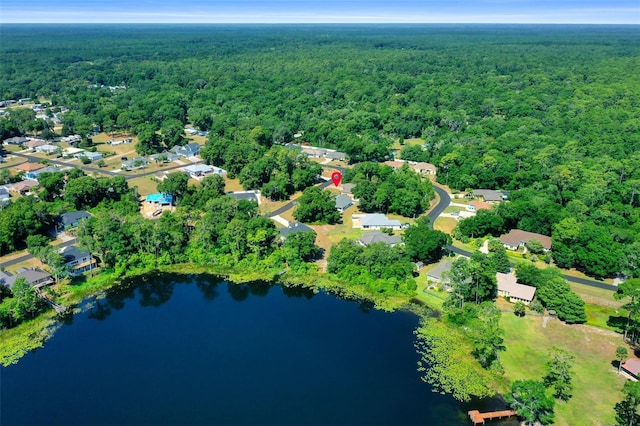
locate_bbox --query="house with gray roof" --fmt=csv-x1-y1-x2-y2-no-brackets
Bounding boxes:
171,143,201,158
0,267,53,289
472,189,506,202
26,166,63,180
335,194,354,213
0,188,10,204
122,157,149,171
229,191,260,204
279,222,314,238
150,151,179,163
358,232,402,247
58,211,91,229
3,136,29,145
427,260,453,290
499,229,552,252
60,245,96,275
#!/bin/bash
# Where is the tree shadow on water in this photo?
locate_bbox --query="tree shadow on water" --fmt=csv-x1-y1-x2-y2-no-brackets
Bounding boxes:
194,275,221,302
138,276,175,308
282,285,315,299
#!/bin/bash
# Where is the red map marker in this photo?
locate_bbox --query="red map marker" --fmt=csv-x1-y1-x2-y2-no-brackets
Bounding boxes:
331,171,342,187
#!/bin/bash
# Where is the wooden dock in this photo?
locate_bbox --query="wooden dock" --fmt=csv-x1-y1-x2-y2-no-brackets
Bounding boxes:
468,409,517,425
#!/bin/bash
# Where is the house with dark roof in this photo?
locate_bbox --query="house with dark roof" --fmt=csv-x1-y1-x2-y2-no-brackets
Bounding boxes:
473,189,506,202
358,232,402,247
60,245,96,275
59,211,91,229
499,229,552,252
335,194,354,213
3,136,29,145
0,188,10,204
279,222,314,238
496,272,536,304
0,267,53,289
171,143,201,158
427,260,453,290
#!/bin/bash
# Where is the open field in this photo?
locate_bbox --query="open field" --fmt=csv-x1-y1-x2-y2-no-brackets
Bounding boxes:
128,176,159,196
434,217,458,234
500,308,627,426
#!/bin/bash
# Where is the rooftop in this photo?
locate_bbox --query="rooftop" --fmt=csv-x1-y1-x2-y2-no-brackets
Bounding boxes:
427,260,453,280
496,272,536,302
622,358,640,377
359,213,402,228
359,232,402,246
500,229,552,250
279,222,314,237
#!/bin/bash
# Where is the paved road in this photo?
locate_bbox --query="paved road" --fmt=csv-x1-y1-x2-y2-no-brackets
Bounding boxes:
0,238,78,269
428,185,451,224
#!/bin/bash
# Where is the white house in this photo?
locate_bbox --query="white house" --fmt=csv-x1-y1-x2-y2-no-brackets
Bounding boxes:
496,272,536,304
352,213,405,230
184,164,226,178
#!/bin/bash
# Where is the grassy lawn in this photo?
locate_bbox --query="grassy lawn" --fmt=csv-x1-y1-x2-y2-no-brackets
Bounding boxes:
128,176,159,196
500,312,626,425
434,217,458,234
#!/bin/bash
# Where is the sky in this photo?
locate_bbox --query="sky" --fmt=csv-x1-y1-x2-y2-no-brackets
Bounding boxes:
1,0,638,24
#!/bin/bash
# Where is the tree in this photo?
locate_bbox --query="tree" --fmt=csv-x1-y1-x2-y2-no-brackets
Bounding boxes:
157,172,189,204
488,238,511,273
10,277,45,320
514,301,526,317
543,347,575,401
135,123,163,155
403,217,451,264
614,279,640,342
616,346,628,375
615,381,640,426
293,186,341,225
506,380,555,426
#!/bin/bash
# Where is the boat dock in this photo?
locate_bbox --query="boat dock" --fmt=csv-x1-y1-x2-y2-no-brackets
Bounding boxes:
468,409,517,425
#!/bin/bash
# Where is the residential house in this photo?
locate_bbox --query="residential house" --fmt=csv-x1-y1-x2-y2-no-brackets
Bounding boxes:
26,139,47,150
64,147,85,157
77,151,103,162
3,136,28,145
499,229,552,252
146,193,173,206
0,188,10,204
427,260,453,290
621,358,640,380
353,213,405,230
358,232,402,247
58,211,91,230
229,191,260,204
326,150,347,161
15,162,46,173
411,162,437,175
60,245,96,275
383,160,406,169
61,135,82,144
122,157,149,170
171,143,201,158
26,166,62,180
469,200,492,211
496,272,536,304
5,179,39,195
35,144,61,155
0,267,53,289
149,151,179,163
184,164,226,178
472,189,506,202
279,222,314,238
335,194,354,213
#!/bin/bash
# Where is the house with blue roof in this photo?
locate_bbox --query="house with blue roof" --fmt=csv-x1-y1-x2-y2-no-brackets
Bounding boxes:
146,193,173,206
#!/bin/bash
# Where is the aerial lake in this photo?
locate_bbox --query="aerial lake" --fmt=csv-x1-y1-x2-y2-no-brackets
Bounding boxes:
1,274,507,425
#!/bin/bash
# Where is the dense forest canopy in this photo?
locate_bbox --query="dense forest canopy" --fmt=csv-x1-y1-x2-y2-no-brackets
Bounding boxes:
1,24,639,278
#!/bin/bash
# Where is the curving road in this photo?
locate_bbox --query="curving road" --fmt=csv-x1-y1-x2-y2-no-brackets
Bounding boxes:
428,185,616,292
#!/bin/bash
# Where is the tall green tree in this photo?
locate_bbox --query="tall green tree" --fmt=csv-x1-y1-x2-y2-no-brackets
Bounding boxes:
543,347,575,401
507,380,555,426
615,381,640,426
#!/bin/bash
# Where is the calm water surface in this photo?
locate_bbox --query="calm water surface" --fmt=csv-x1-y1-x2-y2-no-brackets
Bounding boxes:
1,274,505,425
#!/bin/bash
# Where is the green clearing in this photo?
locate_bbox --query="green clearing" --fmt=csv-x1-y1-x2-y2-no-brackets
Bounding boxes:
500,313,626,425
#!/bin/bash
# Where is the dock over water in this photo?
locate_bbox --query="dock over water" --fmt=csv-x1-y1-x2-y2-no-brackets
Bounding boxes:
468,409,517,425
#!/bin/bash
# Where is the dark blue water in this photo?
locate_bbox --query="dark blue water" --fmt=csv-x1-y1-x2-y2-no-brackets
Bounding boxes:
1,274,497,425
